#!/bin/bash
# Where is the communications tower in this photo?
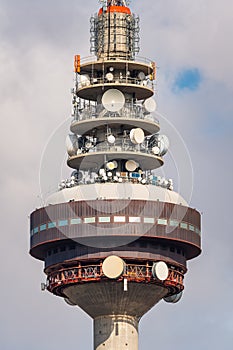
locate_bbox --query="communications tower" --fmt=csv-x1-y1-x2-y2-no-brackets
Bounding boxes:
30,1,201,349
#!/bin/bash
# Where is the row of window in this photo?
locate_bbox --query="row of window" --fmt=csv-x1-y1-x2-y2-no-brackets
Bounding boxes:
31,216,200,236
46,243,185,258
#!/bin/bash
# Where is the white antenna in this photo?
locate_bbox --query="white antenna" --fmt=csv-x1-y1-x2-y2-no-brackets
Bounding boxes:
102,89,125,112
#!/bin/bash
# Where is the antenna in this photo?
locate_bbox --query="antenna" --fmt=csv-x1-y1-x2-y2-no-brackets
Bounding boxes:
144,97,157,113
102,89,125,112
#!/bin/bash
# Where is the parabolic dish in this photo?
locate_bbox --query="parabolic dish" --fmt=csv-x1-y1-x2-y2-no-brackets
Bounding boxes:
125,160,138,172
102,255,125,279
130,128,145,144
102,89,125,112
164,291,183,303
106,161,116,170
105,72,114,81
152,261,169,281
144,97,157,113
66,134,78,156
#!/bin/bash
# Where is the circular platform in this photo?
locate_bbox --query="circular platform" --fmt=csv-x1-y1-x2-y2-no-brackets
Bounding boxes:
70,117,160,136
67,151,163,170
77,83,154,101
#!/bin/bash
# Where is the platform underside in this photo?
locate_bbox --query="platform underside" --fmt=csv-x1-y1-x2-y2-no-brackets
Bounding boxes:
63,281,168,318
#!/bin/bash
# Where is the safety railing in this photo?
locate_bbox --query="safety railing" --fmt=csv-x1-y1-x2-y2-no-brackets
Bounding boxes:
47,263,184,291
72,103,159,125
78,75,154,90
80,55,154,66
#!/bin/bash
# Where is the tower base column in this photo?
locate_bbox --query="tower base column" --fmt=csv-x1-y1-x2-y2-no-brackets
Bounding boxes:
94,315,139,350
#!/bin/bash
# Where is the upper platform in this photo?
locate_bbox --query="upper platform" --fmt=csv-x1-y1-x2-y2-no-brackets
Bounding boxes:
76,57,155,101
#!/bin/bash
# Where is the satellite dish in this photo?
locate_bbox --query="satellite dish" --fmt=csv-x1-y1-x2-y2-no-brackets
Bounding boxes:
80,74,90,87
64,298,77,306
164,291,183,304
152,146,160,155
66,134,78,156
112,160,118,168
107,134,116,144
144,98,157,113
152,261,169,281
102,255,125,279
106,162,115,170
125,160,138,172
138,71,146,81
71,170,83,182
130,128,145,144
158,135,169,156
106,72,114,81
102,89,125,112
148,134,169,156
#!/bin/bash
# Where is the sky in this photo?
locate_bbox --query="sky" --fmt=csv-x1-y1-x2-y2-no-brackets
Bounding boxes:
0,0,233,349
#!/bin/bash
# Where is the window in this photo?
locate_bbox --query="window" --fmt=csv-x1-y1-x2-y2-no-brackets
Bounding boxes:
40,224,46,231
114,216,126,223
189,224,195,231
170,247,175,253
58,220,68,227
48,222,56,229
71,218,81,225
157,219,167,225
169,220,179,227
99,217,111,223
33,227,38,234
195,227,201,234
53,248,58,254
129,216,141,223
30,230,34,237
144,217,155,224
180,222,188,229
84,217,96,223
60,246,66,252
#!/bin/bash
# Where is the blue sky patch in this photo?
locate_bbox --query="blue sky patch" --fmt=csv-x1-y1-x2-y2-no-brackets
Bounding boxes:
173,68,202,92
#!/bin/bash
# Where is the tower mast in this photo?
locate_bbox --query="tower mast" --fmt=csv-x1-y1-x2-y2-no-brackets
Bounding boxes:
30,1,201,349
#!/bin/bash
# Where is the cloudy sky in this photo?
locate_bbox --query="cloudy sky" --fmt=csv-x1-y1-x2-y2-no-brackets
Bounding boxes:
0,0,233,349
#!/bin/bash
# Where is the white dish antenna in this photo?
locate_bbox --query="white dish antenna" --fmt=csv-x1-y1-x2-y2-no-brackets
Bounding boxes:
144,97,157,113
106,72,114,81
80,74,90,87
106,161,118,170
102,255,125,279
152,146,160,155
138,71,146,81
152,261,169,281
125,160,138,172
102,89,125,112
66,134,78,156
130,128,145,144
107,134,116,144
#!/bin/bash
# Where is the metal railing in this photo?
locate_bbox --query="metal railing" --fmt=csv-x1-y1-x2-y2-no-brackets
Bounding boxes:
80,55,154,66
78,75,154,90
72,103,159,125
47,262,184,291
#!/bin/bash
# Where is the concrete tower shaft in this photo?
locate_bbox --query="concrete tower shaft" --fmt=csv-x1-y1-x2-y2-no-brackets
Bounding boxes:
29,1,201,349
